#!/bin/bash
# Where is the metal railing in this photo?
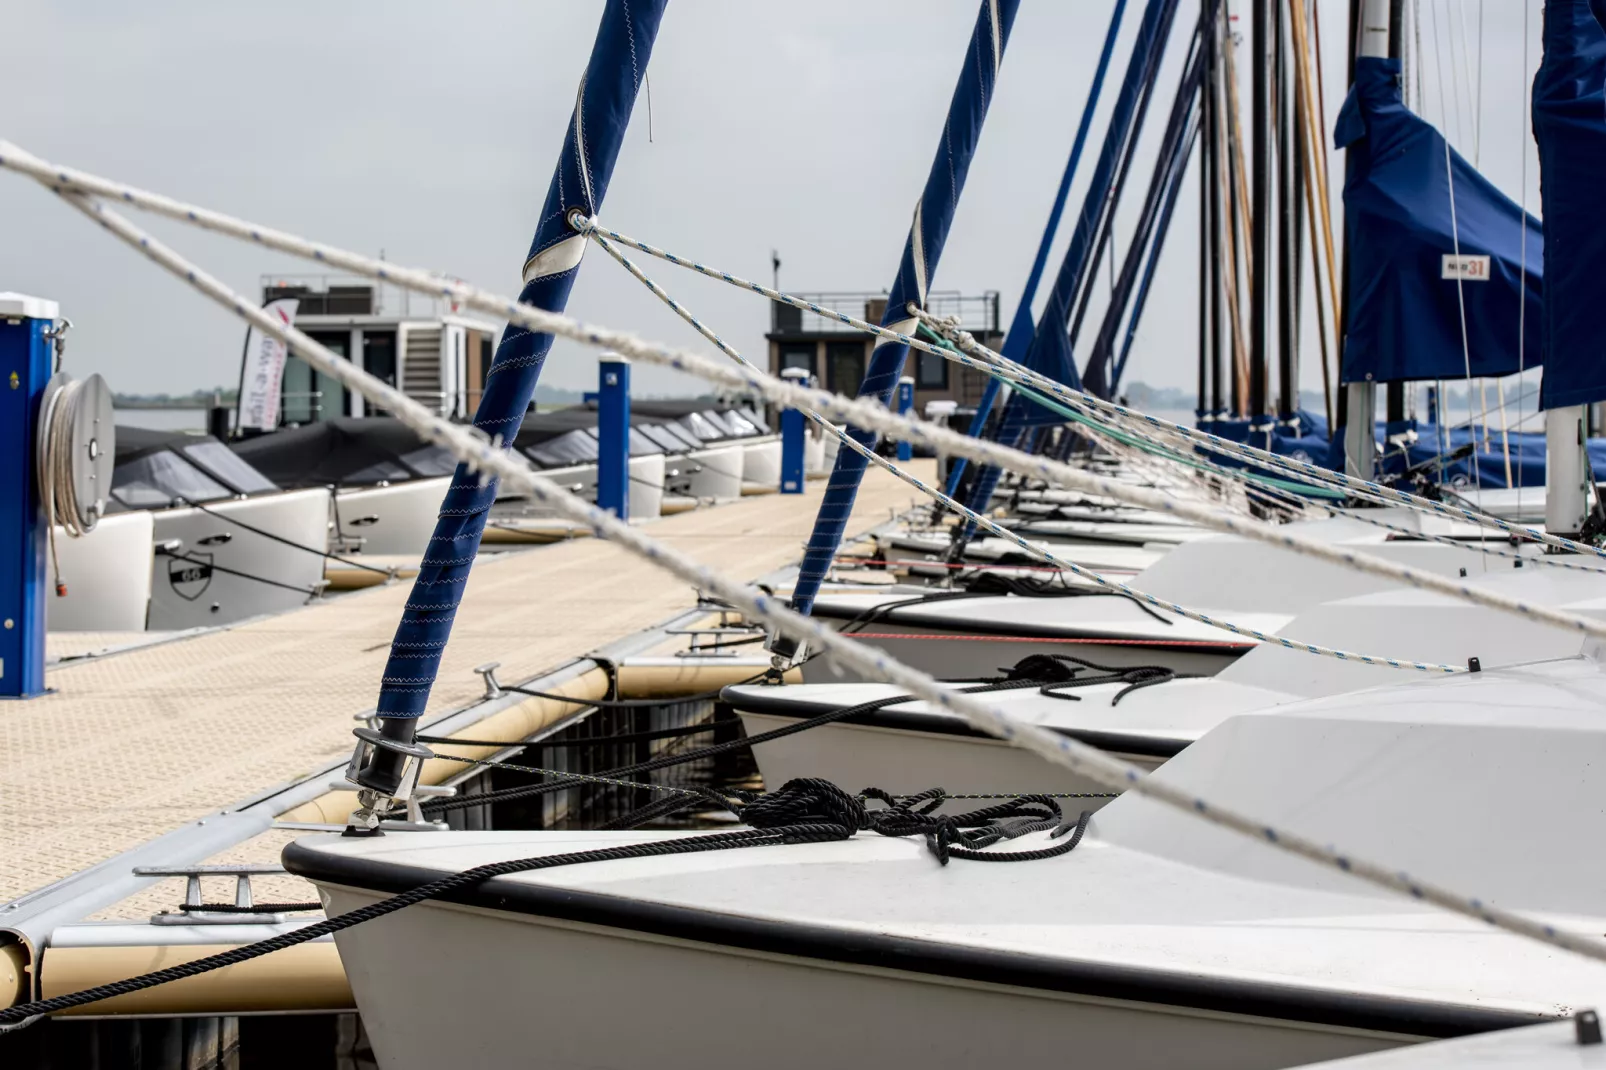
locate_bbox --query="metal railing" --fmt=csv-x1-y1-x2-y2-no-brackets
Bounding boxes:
261,273,452,320
769,290,1000,337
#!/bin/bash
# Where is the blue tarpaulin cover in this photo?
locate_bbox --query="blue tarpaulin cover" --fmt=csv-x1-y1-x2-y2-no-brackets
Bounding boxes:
1535,0,1606,409
1335,57,1543,385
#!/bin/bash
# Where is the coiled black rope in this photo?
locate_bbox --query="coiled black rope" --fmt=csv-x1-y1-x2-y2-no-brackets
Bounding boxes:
0,778,1087,1029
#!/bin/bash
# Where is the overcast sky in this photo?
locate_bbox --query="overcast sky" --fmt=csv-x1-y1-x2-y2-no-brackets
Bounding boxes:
0,0,1544,401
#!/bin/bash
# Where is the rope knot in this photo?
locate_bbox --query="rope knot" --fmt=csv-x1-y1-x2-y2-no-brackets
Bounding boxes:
738,777,867,837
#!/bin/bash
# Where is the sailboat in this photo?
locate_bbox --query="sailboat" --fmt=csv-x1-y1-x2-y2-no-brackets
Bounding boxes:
289,655,1606,1070
796,513,1540,681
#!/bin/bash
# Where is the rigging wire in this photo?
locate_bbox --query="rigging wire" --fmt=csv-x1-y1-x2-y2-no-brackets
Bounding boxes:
8,163,1606,982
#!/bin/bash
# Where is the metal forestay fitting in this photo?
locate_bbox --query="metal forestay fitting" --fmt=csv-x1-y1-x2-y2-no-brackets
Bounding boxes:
38,189,1606,975
586,215,1461,675
13,150,1606,644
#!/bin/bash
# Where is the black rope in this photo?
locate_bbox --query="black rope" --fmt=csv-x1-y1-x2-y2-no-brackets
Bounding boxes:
0,779,1087,1029
182,498,393,576
409,675,1052,818
419,718,746,750
1025,653,1197,705
836,578,1173,632
0,826,811,1029
495,669,773,710
156,547,324,597
179,901,324,914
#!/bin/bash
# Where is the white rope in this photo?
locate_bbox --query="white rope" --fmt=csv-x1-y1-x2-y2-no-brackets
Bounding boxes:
905,302,1606,560
588,219,1464,674
36,374,98,596
7,146,1606,642
43,184,1606,973
566,210,1606,561
0,135,1576,556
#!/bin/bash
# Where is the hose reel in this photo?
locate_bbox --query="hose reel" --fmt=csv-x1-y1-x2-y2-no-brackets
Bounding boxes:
35,370,115,595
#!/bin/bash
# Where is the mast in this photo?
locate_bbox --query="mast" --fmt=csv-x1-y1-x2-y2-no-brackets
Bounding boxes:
943,0,1129,499
1383,0,1406,427
1207,10,1225,419
1198,65,1210,420
1341,0,1390,479
351,0,669,804
785,0,1019,626
1290,0,1309,424
1276,0,1297,422
1249,0,1272,439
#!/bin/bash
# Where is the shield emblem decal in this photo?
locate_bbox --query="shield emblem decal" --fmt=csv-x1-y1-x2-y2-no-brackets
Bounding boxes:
168,552,214,601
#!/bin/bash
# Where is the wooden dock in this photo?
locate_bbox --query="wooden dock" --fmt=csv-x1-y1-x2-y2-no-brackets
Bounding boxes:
1,462,932,920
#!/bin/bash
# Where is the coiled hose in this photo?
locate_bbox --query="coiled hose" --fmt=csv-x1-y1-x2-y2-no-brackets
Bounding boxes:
35,375,103,595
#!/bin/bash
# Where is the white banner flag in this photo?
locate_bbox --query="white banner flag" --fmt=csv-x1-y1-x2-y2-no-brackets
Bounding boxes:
236,297,299,432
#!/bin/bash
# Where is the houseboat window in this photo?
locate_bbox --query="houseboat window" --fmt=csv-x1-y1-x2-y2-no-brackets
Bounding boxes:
398,445,458,478
181,441,279,495
361,332,398,416
627,428,664,456
735,407,770,434
653,423,703,450
779,345,815,378
525,429,599,468
696,410,738,436
916,350,949,390
722,410,761,437
112,451,232,509
342,459,411,485
637,425,686,452
281,330,350,424
679,412,724,441
826,341,865,395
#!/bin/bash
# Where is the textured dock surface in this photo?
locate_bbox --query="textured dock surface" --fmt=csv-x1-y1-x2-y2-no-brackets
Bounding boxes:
2,463,931,907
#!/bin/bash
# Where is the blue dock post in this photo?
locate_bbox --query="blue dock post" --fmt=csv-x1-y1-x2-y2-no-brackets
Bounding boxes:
779,367,809,494
596,354,630,520
895,376,915,462
0,293,59,699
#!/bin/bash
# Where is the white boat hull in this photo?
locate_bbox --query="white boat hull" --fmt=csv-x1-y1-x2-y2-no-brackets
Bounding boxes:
334,477,452,556
317,881,1406,1070
740,436,782,487
146,488,330,629
739,710,1164,803
46,510,155,632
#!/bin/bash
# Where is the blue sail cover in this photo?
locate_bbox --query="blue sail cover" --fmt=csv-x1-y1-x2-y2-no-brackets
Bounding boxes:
377,0,667,718
1336,57,1543,385
1535,0,1606,409
789,0,1019,618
